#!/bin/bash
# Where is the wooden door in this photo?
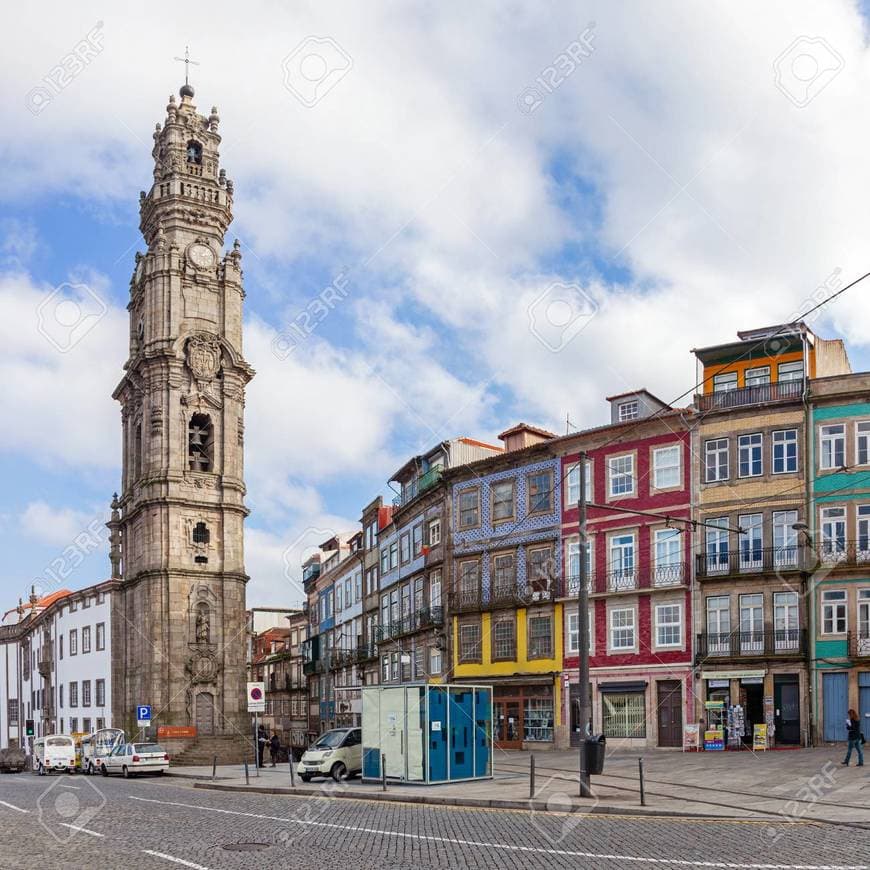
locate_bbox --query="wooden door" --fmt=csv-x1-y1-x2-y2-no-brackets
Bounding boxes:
195,691,215,735
495,699,522,749
657,681,682,747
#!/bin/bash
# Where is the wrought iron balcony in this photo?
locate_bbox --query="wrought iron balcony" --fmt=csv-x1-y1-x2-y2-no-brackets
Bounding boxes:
374,607,445,641
811,541,870,571
696,547,803,579
563,562,686,597
695,628,806,662
450,583,555,613
696,378,804,412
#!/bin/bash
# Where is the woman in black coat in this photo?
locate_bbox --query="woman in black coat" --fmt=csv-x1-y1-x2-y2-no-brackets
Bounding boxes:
843,709,864,767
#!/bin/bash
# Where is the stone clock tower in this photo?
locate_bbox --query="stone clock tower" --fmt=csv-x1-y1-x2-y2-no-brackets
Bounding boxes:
110,81,254,740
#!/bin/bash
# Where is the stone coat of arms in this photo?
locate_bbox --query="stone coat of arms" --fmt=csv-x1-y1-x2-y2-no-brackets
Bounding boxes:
187,334,222,381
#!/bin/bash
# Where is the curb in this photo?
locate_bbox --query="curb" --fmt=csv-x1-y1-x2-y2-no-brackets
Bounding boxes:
191,781,748,820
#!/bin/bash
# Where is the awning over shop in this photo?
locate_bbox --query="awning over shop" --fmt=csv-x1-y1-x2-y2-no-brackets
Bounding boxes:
700,670,765,681
597,681,648,694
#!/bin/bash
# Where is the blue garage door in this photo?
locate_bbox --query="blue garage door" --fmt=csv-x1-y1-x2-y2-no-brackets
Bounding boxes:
823,673,848,742
859,673,870,738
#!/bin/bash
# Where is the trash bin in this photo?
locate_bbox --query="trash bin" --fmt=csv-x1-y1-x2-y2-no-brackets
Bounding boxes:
584,734,606,775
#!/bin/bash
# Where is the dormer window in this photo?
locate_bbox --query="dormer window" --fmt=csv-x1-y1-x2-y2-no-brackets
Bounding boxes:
186,141,203,165
618,400,639,421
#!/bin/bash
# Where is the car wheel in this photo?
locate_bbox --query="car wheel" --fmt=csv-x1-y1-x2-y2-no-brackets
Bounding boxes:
331,762,347,782
300,774,311,783
122,766,132,779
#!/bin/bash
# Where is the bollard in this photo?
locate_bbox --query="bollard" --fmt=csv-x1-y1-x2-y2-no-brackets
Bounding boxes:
212,755,217,782
288,751,295,787
638,757,646,807
381,753,387,792
529,753,536,800
244,760,250,786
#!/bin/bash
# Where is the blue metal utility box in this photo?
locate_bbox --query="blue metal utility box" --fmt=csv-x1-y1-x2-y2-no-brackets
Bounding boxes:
362,683,493,783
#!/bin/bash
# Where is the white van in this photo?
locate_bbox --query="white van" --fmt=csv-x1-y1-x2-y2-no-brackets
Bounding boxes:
81,728,125,775
32,735,76,775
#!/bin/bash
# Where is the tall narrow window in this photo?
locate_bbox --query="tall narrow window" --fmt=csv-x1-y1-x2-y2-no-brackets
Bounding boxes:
820,424,846,470
186,140,203,164
192,522,210,544
188,414,213,472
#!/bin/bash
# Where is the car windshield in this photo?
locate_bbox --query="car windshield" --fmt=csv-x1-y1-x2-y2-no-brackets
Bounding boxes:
313,730,349,749
47,738,71,747
133,744,164,753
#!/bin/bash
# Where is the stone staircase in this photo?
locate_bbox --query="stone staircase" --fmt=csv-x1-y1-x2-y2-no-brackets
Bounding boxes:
167,734,256,766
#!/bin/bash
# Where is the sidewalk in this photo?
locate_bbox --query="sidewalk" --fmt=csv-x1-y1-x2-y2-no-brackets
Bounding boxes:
168,747,870,826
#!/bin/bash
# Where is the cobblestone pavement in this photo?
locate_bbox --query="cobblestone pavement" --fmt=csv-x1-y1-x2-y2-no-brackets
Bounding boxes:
0,770,869,870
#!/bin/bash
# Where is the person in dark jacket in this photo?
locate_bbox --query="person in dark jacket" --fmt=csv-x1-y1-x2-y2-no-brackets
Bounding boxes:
269,733,280,767
843,709,864,767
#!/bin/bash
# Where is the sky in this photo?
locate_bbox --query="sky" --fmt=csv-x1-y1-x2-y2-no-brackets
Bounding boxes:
3,1,870,609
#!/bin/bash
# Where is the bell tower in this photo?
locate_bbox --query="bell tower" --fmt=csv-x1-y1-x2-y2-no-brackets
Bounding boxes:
111,80,254,739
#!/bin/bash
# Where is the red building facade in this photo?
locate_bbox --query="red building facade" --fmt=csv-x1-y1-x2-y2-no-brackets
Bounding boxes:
557,391,695,749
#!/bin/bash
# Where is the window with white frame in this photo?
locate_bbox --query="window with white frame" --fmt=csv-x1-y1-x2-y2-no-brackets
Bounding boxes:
653,445,680,489
400,533,411,564
773,592,799,649
738,513,763,567
772,429,798,474
608,454,635,497
336,584,343,611
609,534,636,587
772,510,798,566
654,528,682,582
738,433,763,477
618,400,639,421
820,506,847,557
528,614,553,658
609,607,635,650
655,603,682,647
429,569,442,608
390,542,398,569
567,610,593,654
380,547,389,573
428,518,441,547
704,517,728,574
492,553,516,595
69,629,78,656
82,626,91,654
566,538,592,592
820,424,846,470
858,506,870,557
565,460,592,505
429,647,442,674
857,422,870,466
821,589,847,634
705,438,729,482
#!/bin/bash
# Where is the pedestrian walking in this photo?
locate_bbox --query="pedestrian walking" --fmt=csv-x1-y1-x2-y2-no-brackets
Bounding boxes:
269,733,280,767
842,709,864,767
257,725,268,767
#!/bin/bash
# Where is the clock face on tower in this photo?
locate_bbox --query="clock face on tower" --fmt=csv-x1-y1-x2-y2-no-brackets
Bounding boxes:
188,243,215,270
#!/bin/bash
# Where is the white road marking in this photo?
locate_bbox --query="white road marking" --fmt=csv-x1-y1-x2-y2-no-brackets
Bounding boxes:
59,822,103,837
0,800,27,813
57,783,81,789
127,796,867,870
142,850,211,869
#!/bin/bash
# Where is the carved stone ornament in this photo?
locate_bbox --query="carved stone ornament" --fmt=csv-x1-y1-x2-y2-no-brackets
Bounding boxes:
186,333,222,381
185,650,220,685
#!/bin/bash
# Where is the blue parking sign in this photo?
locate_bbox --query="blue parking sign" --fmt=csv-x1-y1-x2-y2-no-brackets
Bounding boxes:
137,705,151,721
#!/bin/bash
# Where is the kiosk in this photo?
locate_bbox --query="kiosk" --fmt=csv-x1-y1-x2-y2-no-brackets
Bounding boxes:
361,683,493,784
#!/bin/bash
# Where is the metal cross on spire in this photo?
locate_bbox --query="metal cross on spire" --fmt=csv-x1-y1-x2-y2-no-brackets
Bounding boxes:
174,45,200,86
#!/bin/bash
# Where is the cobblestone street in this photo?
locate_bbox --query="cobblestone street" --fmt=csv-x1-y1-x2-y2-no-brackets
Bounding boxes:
0,771,868,870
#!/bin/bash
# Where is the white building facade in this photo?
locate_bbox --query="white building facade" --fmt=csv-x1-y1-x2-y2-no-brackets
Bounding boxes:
0,581,119,750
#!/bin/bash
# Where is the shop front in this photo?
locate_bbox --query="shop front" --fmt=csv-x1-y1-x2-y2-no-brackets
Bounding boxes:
700,668,806,747
474,677,559,750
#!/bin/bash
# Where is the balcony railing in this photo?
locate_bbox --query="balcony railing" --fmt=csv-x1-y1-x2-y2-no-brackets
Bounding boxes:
696,547,803,579
392,466,444,508
696,629,806,661
563,563,687,596
450,584,555,613
813,541,870,571
374,607,445,641
697,378,804,411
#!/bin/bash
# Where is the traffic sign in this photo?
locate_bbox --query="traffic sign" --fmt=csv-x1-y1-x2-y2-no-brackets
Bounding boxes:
136,705,151,726
247,682,265,713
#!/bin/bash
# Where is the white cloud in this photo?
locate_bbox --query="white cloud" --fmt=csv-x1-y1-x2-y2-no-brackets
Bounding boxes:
20,500,105,549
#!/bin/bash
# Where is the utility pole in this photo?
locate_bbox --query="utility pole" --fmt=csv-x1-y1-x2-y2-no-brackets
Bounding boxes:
577,452,592,798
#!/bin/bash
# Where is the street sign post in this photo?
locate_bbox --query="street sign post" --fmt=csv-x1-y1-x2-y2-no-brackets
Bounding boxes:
137,705,152,728
247,683,265,776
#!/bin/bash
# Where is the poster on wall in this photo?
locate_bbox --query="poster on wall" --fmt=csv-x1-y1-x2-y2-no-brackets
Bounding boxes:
753,723,768,750
683,723,700,751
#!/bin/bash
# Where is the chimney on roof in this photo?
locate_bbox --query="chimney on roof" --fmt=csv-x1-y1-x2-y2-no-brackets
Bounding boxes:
497,423,556,452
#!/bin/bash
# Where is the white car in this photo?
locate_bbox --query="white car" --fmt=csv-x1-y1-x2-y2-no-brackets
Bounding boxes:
32,735,76,775
101,742,169,778
297,727,362,782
